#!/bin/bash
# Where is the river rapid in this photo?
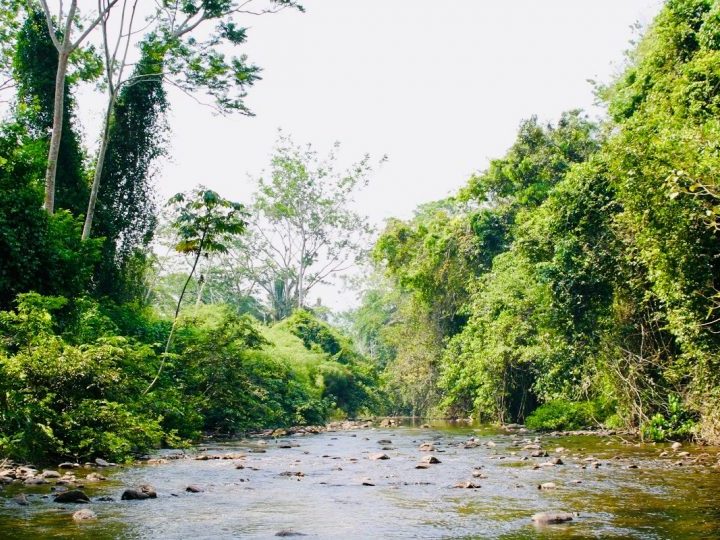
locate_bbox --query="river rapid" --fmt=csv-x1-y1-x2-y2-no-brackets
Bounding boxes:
1,420,719,539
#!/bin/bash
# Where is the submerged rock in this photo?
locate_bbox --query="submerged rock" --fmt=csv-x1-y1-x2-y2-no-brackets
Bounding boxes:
275,530,306,537
531,511,574,524
72,508,97,521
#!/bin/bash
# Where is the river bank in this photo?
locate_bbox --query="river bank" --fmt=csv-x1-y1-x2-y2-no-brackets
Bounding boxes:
1,420,719,538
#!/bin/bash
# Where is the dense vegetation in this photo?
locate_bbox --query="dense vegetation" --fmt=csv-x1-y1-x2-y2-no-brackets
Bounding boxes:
347,0,720,443
1,0,719,465
0,2,380,465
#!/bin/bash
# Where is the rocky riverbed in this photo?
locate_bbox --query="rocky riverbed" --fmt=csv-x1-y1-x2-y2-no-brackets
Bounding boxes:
1,420,719,539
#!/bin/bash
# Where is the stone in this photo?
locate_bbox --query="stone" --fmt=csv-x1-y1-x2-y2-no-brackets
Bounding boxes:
54,490,90,503
24,477,48,485
85,472,106,482
377,439,392,445
94,458,110,467
42,470,61,479
531,512,574,524
551,457,564,465
671,442,682,451
72,509,97,521
361,478,375,486
186,484,205,493
531,450,548,458
419,442,435,452
369,453,390,460
454,481,481,489
275,530,306,537
138,484,157,498
121,489,150,501
420,455,441,464
13,494,29,506
58,463,80,469
538,482,557,490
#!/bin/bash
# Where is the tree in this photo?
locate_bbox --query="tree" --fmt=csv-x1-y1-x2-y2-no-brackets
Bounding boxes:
143,187,248,395
81,0,304,240
229,133,381,320
36,0,119,214
90,41,169,300
14,10,91,216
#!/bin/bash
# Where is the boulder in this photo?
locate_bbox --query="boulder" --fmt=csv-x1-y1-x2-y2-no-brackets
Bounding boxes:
42,470,61,479
186,484,205,493
369,453,390,461
121,489,150,501
94,458,110,467
420,455,441,464
54,490,90,503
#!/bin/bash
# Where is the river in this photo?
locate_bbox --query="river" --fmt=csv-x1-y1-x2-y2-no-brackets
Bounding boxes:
1,421,719,539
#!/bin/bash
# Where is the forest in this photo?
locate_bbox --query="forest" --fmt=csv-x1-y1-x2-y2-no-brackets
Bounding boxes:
1,0,719,468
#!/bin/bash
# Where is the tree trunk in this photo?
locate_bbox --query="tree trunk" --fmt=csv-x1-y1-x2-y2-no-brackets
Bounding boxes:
82,98,115,240
43,49,70,214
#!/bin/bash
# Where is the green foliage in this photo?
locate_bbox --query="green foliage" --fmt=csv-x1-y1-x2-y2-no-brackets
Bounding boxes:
525,401,604,432
278,310,382,417
93,41,169,301
640,394,697,441
0,294,165,463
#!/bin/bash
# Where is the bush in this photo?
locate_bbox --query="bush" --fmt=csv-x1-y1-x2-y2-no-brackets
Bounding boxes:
525,400,603,431
0,294,167,463
640,395,697,442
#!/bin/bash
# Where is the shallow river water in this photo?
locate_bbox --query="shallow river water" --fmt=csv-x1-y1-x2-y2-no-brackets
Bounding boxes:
1,421,719,539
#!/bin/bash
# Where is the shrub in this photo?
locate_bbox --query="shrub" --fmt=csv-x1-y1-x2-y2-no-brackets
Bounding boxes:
525,400,602,431
640,394,697,442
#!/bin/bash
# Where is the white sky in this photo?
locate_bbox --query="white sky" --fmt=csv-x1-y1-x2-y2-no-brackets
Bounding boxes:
160,0,660,310
159,0,662,221
11,1,666,311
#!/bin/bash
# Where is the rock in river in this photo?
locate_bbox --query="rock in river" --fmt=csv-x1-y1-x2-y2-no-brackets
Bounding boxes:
369,453,390,460
531,511,574,524
121,489,150,501
54,490,90,503
72,509,97,521
420,455,441,464
186,484,205,493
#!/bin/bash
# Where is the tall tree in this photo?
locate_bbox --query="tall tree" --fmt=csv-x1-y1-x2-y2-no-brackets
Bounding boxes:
231,133,381,320
14,9,90,216
91,41,169,300
36,0,119,214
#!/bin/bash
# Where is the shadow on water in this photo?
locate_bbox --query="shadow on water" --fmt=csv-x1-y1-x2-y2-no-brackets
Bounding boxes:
1,420,719,539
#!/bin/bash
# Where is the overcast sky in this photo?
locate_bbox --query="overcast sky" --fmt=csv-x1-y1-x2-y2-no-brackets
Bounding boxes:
159,0,662,219
149,0,662,309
